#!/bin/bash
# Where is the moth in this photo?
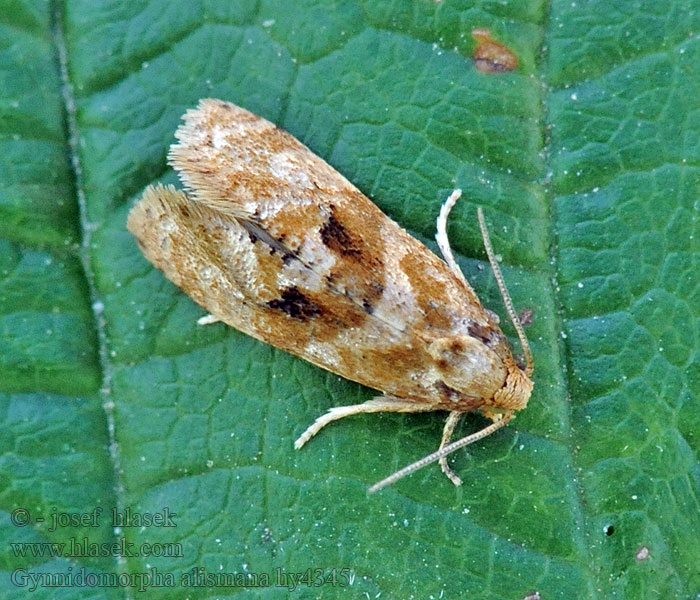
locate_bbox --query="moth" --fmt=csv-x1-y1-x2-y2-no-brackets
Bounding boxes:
127,99,534,492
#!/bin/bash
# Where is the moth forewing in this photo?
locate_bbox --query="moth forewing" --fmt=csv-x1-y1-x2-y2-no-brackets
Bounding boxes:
127,99,534,493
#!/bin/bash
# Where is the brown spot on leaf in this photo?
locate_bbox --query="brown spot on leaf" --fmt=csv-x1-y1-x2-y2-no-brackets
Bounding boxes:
519,308,534,326
472,28,518,73
635,546,650,561
267,286,321,321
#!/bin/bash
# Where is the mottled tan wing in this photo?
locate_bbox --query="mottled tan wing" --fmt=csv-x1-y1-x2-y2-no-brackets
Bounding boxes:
128,99,513,408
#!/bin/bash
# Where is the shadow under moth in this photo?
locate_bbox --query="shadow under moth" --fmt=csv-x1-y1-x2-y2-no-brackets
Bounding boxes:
127,99,534,493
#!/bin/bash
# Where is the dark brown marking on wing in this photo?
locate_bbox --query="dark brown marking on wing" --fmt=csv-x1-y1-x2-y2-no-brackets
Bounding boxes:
467,322,492,345
434,381,462,402
241,219,298,261
267,286,321,321
320,206,361,257
467,321,504,349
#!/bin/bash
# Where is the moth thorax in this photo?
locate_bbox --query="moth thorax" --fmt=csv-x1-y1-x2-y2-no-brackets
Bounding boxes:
427,334,507,399
492,366,533,412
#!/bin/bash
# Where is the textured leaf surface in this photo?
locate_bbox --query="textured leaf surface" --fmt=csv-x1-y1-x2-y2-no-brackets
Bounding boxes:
1,1,698,598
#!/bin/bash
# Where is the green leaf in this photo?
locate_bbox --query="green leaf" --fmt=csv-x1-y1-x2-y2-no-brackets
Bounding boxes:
2,0,698,598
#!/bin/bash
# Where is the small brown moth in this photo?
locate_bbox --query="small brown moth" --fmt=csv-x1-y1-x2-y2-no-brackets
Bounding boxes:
127,99,534,493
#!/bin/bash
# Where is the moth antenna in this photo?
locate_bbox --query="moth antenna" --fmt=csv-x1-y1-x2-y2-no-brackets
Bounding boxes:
368,413,513,493
477,208,533,377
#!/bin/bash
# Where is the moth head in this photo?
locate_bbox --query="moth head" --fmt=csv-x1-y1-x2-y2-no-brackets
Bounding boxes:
491,362,533,412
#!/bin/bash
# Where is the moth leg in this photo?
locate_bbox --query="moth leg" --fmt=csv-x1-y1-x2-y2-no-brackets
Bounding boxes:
368,412,513,493
197,314,220,326
439,411,464,486
294,396,436,450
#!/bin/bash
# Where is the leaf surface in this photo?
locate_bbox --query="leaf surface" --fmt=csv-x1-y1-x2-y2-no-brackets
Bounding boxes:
1,1,698,598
